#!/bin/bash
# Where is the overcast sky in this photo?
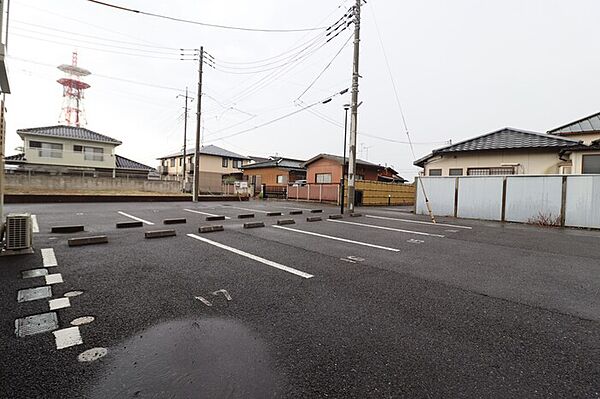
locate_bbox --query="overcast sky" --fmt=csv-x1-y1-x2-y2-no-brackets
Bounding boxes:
5,0,600,178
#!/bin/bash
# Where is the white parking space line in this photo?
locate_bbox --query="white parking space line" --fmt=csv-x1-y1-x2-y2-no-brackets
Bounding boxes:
366,214,472,229
272,225,401,252
53,326,83,350
222,205,270,214
31,215,39,233
184,209,231,219
41,248,58,267
187,234,314,279
327,219,446,238
117,211,154,225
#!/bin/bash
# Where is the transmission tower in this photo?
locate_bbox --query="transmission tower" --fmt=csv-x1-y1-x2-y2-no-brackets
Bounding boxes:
57,51,91,127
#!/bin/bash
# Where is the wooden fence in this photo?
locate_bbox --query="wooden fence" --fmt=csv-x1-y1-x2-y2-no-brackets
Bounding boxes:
349,180,416,206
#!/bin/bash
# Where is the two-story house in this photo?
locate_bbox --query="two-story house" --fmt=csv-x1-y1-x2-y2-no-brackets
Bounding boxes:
6,125,153,176
157,144,250,192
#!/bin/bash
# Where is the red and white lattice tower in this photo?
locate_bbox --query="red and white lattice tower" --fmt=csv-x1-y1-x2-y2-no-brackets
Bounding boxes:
57,51,91,127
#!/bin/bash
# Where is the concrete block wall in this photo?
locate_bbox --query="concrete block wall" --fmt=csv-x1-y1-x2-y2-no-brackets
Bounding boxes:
5,174,182,194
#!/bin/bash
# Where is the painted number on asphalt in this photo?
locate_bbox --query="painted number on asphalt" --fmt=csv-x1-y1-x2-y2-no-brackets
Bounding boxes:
407,239,425,244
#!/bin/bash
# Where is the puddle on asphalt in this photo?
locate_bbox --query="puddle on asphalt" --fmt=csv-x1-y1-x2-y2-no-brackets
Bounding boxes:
88,318,283,398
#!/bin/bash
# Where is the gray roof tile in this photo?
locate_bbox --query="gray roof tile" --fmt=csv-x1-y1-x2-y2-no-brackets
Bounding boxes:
303,153,378,168
242,158,306,170
158,144,248,160
549,111,600,135
115,155,154,171
415,128,581,167
17,125,122,145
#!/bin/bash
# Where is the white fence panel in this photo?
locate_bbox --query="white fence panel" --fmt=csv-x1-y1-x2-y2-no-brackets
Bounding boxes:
565,175,600,229
457,177,504,221
505,176,563,223
416,177,456,216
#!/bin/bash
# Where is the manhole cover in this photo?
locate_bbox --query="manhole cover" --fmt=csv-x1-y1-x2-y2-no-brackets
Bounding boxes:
78,347,108,362
71,316,95,326
15,312,58,337
22,269,49,279
64,291,84,298
17,286,52,303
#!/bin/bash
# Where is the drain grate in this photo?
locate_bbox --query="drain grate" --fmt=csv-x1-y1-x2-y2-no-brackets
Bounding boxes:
15,312,59,337
22,269,49,279
17,286,52,302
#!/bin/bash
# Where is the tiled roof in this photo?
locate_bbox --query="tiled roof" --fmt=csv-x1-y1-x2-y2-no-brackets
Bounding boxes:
242,157,306,170
302,153,378,168
115,155,155,171
414,128,581,167
4,152,153,171
5,153,25,162
17,125,122,145
548,111,600,135
158,144,249,160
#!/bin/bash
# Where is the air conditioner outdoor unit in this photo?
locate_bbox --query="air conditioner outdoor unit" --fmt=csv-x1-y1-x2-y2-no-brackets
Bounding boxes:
4,213,33,252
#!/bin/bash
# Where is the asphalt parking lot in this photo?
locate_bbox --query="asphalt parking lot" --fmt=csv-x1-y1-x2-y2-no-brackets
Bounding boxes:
1,199,600,398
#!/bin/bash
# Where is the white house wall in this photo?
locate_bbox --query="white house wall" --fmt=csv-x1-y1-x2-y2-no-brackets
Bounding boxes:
424,150,563,176
23,135,117,169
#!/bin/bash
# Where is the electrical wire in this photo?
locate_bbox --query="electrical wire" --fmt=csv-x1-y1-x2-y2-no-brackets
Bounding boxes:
303,105,445,145
11,20,181,51
369,0,437,223
85,0,328,33
206,88,349,143
10,26,181,56
296,33,353,101
7,56,185,93
12,33,181,61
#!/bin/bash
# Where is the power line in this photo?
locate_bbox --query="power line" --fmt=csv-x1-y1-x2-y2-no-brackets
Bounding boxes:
301,102,446,145
368,1,414,157
11,27,181,56
11,20,180,51
12,33,181,61
206,88,349,142
85,0,328,33
296,33,353,101
19,2,165,47
7,56,185,92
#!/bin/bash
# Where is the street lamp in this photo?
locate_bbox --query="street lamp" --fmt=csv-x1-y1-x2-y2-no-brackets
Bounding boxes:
340,103,350,214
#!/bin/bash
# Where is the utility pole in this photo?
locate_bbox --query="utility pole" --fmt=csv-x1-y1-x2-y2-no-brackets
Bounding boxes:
347,0,361,213
340,104,350,214
192,47,204,202
176,87,191,192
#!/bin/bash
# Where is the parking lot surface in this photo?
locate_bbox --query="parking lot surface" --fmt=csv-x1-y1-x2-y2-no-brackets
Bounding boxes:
1,200,600,398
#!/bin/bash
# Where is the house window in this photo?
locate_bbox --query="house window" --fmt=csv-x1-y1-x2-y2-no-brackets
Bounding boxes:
73,145,83,152
467,167,514,176
188,156,193,164
449,168,463,176
315,173,332,183
179,158,183,166
232,160,242,168
582,155,600,174
84,146,104,161
428,169,442,176
276,175,284,184
170,158,176,167
30,141,63,158
222,158,229,168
